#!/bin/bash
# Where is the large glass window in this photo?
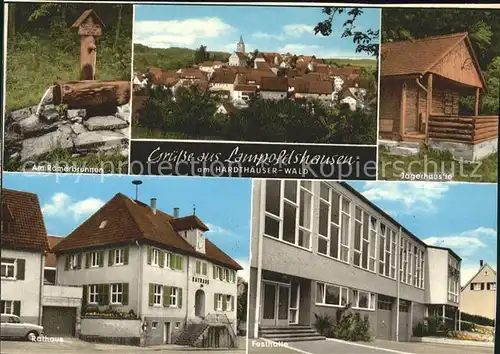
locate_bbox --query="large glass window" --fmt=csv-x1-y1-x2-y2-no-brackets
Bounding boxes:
354,208,375,271
317,184,350,262
264,180,312,249
316,282,348,307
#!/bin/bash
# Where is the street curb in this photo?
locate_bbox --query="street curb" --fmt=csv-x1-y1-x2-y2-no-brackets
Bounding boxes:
412,336,494,347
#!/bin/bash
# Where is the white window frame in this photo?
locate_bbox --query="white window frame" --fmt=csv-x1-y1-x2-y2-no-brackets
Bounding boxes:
318,184,350,263
170,287,178,307
216,294,223,310
378,223,387,276
88,285,98,304
153,284,162,306
263,180,313,250
70,254,78,269
175,322,181,329
368,216,377,272
315,282,349,307
110,283,123,304
224,268,229,282
390,230,397,279
1,258,16,279
114,249,124,265
165,252,171,268
488,283,497,291
152,321,158,329
1,300,14,314
352,290,376,311
216,267,223,280
152,249,160,267
90,252,100,268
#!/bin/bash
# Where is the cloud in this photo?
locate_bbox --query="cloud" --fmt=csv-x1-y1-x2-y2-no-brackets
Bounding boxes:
134,18,234,48
235,258,250,281
361,182,450,212
42,193,104,221
423,227,497,259
278,43,320,53
252,32,284,41
283,24,315,37
206,223,233,235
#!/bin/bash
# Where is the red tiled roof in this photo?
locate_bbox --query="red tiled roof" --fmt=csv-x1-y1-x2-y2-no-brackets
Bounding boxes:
381,32,476,79
260,76,288,92
211,70,237,84
178,68,206,79
1,189,49,251
46,236,64,267
235,52,247,60
307,81,334,94
234,84,258,92
52,193,242,270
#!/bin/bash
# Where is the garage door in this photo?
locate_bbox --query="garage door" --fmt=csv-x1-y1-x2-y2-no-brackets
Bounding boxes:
376,295,393,340
398,300,410,341
42,307,76,336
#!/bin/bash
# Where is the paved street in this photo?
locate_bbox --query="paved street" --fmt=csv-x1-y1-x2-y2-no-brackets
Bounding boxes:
0,337,246,354
248,338,494,354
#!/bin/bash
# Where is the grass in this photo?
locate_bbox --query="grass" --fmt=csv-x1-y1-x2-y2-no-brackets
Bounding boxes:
323,58,377,69
6,35,131,111
378,145,498,183
133,44,230,73
133,43,378,73
5,147,129,174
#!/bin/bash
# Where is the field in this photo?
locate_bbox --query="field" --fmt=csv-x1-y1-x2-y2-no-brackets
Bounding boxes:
133,44,377,72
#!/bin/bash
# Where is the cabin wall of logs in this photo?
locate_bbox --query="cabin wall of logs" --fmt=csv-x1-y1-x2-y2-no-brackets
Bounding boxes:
428,115,498,144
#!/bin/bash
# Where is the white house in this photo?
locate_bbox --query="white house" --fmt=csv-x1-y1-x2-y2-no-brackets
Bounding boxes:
1,189,50,326
229,52,247,67
52,193,242,346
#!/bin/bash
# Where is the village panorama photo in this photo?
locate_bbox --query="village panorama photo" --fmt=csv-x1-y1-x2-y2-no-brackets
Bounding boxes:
131,4,380,145
1,173,251,353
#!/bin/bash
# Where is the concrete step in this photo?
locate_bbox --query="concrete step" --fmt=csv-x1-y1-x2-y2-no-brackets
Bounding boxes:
260,325,311,330
263,335,326,342
261,332,320,338
260,329,317,335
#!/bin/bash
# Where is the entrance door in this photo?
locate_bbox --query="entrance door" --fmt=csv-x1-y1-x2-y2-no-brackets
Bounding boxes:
164,322,171,344
376,295,393,340
403,82,419,134
261,282,290,326
195,290,205,317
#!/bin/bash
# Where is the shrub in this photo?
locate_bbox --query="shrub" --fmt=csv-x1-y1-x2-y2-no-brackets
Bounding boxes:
313,313,335,337
321,304,373,342
461,312,495,327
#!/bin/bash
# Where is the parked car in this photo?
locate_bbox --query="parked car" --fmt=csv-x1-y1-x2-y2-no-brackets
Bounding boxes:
0,314,44,341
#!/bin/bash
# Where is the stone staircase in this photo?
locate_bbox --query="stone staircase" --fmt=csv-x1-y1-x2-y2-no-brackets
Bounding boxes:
259,325,326,342
175,323,208,346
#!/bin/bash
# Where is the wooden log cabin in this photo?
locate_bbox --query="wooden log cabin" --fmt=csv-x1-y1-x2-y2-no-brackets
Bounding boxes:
379,32,498,148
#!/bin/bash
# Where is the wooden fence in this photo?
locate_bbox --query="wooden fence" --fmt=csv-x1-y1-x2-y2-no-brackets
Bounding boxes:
428,115,498,144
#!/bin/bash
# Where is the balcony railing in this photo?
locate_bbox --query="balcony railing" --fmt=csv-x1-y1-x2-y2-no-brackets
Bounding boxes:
428,115,498,144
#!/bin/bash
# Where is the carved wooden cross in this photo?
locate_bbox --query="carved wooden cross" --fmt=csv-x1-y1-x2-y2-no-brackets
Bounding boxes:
71,9,106,80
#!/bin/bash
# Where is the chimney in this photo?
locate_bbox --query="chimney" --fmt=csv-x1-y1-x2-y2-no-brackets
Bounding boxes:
173,207,180,218
150,198,157,214
480,260,484,267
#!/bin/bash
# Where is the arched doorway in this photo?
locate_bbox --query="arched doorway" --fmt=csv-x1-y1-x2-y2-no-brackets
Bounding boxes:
195,289,205,317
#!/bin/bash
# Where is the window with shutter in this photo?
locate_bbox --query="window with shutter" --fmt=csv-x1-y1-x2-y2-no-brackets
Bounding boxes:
162,286,169,307
1,258,16,279
108,250,114,266
13,301,21,316
178,288,182,308
16,259,25,280
77,254,82,269
122,283,129,305
123,248,129,265
148,283,154,306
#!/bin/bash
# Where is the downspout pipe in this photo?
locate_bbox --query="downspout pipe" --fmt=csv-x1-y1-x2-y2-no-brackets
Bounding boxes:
136,241,142,319
396,227,402,342
39,250,45,325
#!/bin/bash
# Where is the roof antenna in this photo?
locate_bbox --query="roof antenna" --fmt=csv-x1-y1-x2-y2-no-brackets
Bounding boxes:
193,204,196,216
132,180,143,201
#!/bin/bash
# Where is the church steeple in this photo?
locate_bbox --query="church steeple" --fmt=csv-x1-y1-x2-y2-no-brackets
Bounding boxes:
237,35,245,54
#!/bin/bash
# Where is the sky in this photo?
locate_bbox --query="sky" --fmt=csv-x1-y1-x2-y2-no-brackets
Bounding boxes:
348,181,498,286
133,5,380,59
3,173,252,280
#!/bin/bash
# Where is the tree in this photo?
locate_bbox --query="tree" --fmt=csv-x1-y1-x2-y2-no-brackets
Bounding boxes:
247,49,260,68
237,278,248,334
314,8,379,56
194,45,209,64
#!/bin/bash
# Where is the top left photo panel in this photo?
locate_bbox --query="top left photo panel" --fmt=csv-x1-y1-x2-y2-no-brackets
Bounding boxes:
3,3,133,174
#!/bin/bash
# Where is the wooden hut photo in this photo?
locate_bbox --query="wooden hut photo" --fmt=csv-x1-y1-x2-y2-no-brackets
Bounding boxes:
379,32,498,162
